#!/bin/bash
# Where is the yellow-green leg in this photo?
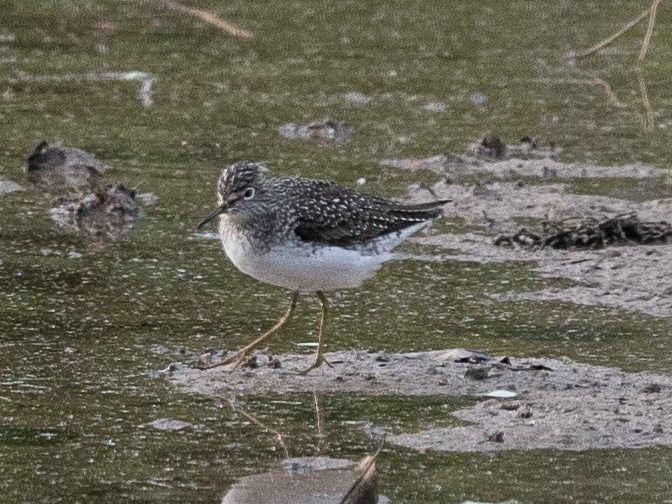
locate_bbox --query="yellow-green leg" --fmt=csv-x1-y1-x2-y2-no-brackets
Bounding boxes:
298,290,333,375
200,291,299,370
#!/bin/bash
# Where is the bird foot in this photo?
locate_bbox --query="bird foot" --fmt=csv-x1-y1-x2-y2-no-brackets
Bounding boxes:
297,354,333,376
197,350,250,371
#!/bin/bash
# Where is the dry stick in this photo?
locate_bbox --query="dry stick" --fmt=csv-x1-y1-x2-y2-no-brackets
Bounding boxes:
637,71,655,131
576,6,650,58
150,0,253,38
639,0,662,61
523,77,623,107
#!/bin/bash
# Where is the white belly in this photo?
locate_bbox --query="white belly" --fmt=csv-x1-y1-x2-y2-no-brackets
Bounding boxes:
217,217,428,292
220,232,390,291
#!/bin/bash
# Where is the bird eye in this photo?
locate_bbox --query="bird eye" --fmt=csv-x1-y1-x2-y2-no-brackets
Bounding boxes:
243,187,255,200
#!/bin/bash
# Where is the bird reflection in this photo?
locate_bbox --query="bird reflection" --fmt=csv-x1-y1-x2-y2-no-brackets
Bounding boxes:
220,394,387,504
220,449,384,504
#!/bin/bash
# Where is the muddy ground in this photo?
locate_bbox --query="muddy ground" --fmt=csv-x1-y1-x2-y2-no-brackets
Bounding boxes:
170,348,672,452
170,151,672,454
399,153,672,318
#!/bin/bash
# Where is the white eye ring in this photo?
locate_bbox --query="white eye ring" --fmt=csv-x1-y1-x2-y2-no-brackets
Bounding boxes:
243,187,255,200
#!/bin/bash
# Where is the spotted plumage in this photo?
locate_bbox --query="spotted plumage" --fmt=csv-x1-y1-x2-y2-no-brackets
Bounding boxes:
204,161,446,250
197,161,449,374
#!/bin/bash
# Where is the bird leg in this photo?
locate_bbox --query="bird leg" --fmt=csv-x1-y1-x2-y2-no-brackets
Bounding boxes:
199,291,299,370
298,290,333,375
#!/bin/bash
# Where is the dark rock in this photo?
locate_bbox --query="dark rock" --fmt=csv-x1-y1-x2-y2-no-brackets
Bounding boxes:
50,182,141,239
495,213,672,250
24,140,108,192
478,134,508,160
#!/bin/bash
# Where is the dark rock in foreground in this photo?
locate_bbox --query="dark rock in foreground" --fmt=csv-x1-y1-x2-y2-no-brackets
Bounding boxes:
24,140,108,192
50,182,141,239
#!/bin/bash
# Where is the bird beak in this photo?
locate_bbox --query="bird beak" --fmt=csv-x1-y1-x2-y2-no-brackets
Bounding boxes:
197,204,226,229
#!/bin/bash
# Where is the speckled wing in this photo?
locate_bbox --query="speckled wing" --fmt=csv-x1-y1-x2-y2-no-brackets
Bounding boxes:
285,178,448,246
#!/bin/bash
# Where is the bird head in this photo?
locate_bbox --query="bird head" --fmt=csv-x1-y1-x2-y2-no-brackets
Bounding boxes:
197,161,269,229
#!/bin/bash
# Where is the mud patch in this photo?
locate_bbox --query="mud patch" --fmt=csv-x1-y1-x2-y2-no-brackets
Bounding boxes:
394,153,672,318
169,349,672,453
382,153,667,180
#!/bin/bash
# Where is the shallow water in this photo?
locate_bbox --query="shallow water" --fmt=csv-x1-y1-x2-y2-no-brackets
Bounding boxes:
2,0,672,502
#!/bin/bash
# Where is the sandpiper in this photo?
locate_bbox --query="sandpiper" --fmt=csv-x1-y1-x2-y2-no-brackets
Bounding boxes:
198,161,449,374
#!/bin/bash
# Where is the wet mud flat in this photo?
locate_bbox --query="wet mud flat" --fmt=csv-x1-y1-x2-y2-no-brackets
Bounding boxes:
398,152,672,318
170,348,672,453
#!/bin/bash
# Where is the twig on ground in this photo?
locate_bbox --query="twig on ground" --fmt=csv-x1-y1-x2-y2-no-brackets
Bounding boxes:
576,0,661,61
148,0,253,38
522,77,623,107
639,0,662,61
637,71,655,131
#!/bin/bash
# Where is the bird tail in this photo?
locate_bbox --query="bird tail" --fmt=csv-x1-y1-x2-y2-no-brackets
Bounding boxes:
390,199,451,220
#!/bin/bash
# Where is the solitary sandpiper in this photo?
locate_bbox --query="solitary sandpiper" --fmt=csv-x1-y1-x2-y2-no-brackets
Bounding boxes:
198,161,449,374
